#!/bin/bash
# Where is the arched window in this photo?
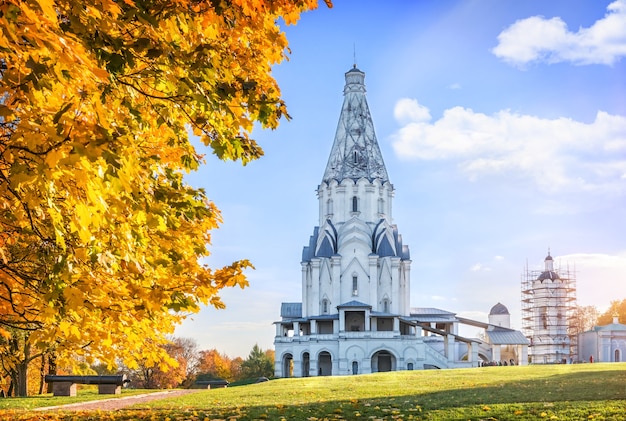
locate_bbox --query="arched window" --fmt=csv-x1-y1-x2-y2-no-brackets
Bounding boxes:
383,299,389,313
352,196,358,212
378,198,384,214
353,151,358,164
327,198,333,215
322,299,329,314
352,275,358,296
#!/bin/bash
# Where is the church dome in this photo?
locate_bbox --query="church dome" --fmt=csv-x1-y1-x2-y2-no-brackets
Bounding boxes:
538,270,560,281
539,250,559,280
489,302,510,315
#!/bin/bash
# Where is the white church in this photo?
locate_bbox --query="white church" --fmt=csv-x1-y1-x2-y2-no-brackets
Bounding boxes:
273,66,528,377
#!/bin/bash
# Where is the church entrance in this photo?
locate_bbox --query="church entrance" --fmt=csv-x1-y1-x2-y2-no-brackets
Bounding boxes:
371,350,396,372
379,355,391,372
318,351,332,376
282,353,293,377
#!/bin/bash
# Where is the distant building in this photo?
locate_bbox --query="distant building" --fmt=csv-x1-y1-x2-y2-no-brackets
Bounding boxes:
578,315,626,363
489,302,511,328
485,303,528,364
521,252,577,364
273,66,527,377
458,303,529,365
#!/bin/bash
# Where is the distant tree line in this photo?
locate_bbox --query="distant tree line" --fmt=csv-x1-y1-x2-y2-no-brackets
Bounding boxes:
569,300,626,337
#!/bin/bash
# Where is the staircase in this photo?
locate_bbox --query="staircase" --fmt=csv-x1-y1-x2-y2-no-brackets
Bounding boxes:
423,343,449,369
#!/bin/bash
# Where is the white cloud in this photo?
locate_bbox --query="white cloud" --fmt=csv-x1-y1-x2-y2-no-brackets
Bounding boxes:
492,0,626,66
390,99,626,193
393,98,431,125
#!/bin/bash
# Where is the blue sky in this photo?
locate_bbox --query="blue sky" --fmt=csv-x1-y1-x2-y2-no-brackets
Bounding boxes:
177,0,626,357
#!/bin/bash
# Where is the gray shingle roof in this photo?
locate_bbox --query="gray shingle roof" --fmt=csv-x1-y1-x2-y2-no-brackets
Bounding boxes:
407,315,456,323
594,323,626,332
310,314,339,320
410,308,456,316
486,328,529,345
280,302,302,319
371,310,398,317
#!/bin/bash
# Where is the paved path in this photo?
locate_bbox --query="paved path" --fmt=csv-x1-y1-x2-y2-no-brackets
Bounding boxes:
35,389,201,411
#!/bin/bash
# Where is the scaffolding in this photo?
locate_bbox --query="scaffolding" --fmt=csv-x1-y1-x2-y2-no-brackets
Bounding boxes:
521,256,577,364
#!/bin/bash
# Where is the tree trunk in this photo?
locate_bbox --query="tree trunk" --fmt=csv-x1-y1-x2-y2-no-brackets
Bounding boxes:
7,378,14,398
16,361,28,397
15,340,31,397
46,353,57,393
38,355,46,395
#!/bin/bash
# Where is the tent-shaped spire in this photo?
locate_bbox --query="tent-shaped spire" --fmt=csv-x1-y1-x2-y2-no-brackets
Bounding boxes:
322,66,389,184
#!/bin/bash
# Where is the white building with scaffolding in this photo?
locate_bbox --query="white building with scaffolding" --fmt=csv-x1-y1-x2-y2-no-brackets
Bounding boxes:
521,252,577,364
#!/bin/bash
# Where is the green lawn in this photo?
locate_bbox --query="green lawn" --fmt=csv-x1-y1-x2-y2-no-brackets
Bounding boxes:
2,363,626,420
0,387,155,410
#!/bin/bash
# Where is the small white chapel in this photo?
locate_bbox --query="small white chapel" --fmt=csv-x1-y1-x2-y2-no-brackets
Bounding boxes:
273,66,528,377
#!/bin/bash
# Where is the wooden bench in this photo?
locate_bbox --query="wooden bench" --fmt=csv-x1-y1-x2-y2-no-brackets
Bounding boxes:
192,379,229,389
44,375,129,396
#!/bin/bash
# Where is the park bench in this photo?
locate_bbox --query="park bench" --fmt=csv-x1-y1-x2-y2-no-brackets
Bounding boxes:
192,379,229,389
44,374,129,396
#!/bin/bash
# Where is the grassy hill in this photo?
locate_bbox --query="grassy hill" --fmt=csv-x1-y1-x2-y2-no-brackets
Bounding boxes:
4,363,626,420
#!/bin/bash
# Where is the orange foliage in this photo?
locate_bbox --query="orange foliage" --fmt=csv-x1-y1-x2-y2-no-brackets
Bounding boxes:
0,0,330,395
197,348,233,381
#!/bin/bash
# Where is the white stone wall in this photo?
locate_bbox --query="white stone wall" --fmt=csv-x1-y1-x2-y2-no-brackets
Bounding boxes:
578,329,626,363
302,176,406,318
274,333,473,378
488,313,510,328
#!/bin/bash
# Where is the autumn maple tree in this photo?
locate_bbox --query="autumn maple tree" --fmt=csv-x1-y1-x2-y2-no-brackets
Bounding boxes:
0,0,330,396
197,348,233,381
597,299,626,326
